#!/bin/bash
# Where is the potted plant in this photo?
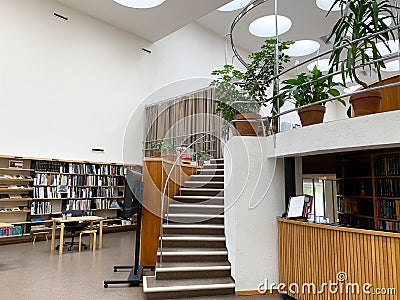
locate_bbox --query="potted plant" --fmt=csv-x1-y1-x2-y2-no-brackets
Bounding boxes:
211,39,293,136
151,141,163,158
280,66,344,126
162,143,176,161
326,0,398,116
192,150,210,167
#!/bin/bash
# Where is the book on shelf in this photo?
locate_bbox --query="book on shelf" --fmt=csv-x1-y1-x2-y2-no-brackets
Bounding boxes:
30,202,52,215
0,226,22,237
378,220,400,232
375,179,400,197
377,199,397,219
374,156,400,176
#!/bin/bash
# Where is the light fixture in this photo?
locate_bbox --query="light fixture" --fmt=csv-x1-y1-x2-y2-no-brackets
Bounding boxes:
249,15,292,37
365,40,399,57
283,40,320,57
344,85,361,94
112,0,165,9
218,0,251,12
316,0,340,11
307,59,331,72
382,60,400,72
333,74,352,83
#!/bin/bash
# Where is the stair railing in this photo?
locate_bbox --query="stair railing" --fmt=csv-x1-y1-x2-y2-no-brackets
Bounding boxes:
159,131,216,266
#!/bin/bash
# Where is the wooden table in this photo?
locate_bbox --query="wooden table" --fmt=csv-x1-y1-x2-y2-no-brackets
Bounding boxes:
50,216,104,255
0,222,13,228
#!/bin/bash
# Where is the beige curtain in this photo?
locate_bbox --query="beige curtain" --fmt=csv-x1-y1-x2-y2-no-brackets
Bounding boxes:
144,87,223,158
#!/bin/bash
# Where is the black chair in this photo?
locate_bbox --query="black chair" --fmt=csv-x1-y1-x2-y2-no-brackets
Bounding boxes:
56,210,88,251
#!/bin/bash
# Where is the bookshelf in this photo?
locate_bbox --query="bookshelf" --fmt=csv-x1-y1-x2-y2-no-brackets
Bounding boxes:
337,151,400,232
0,155,136,243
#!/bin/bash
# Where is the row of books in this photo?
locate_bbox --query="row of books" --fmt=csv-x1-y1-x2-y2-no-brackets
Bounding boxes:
34,186,120,199
338,214,375,230
377,199,397,220
33,174,124,187
30,202,52,215
374,157,400,176
375,179,400,197
378,220,400,232
33,161,125,176
0,226,23,237
338,180,373,196
65,199,120,210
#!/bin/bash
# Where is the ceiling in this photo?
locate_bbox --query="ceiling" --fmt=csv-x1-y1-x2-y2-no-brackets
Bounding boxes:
54,0,398,82
54,0,231,42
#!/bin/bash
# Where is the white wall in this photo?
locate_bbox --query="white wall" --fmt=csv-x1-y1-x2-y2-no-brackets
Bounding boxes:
224,137,285,292
0,0,238,164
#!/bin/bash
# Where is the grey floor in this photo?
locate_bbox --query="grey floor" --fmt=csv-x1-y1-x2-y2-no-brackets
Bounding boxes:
0,232,284,300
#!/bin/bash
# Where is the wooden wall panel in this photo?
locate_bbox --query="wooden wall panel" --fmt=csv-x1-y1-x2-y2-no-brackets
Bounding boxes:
369,74,400,112
140,158,197,266
278,218,399,300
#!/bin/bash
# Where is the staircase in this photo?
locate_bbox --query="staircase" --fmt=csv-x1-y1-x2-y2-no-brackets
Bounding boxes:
143,158,235,299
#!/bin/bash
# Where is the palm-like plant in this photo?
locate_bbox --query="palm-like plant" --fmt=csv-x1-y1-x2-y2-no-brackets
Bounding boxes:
327,0,398,88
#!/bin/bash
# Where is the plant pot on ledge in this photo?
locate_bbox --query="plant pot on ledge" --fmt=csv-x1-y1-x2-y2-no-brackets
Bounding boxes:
234,113,261,136
349,90,382,117
298,105,326,127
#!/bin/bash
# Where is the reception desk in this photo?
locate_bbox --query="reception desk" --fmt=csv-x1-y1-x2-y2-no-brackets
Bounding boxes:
277,217,399,300
139,158,198,266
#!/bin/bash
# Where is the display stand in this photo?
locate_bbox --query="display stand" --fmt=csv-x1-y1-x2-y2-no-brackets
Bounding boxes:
103,170,153,287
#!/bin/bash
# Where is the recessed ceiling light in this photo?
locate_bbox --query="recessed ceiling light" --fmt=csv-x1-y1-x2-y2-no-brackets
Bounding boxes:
307,59,331,72
249,15,292,37
344,85,361,94
316,0,340,11
382,60,400,72
333,74,352,83
283,40,320,57
366,40,399,57
217,0,251,12
112,0,165,9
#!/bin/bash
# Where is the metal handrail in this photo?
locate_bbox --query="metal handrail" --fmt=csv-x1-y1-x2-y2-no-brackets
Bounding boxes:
158,131,217,266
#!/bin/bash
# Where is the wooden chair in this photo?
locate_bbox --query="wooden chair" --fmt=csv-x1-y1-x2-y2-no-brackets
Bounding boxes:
79,229,97,252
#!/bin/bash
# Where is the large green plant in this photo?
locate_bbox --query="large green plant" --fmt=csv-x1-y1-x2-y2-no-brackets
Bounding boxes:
211,39,293,122
327,0,398,88
280,66,344,108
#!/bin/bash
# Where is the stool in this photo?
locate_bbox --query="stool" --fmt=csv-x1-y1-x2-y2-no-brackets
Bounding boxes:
31,231,50,244
79,229,97,252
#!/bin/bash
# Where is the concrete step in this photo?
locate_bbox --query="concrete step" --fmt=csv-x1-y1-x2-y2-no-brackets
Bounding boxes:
157,248,228,263
183,181,224,189
162,224,225,236
155,261,231,280
197,169,224,176
166,213,224,225
168,203,224,215
179,188,224,197
159,234,226,248
190,174,224,182
210,159,224,164
143,276,235,299
203,163,224,170
173,195,224,205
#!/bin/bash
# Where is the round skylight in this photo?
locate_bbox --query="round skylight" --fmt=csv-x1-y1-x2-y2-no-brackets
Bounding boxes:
316,0,341,11
249,15,292,37
333,74,352,83
382,60,400,72
307,59,331,72
218,0,251,12
283,40,320,57
112,0,165,9
344,85,361,94
365,40,399,57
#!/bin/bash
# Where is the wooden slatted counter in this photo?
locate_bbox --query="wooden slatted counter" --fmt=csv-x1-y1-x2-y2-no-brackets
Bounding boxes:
277,217,399,300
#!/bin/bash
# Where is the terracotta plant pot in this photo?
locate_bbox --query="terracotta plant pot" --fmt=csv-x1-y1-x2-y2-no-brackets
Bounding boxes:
349,90,382,117
166,153,176,161
234,113,261,136
298,105,326,127
153,150,161,158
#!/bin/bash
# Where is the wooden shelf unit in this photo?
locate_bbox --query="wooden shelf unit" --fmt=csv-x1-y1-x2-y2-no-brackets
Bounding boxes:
337,150,400,232
0,155,136,243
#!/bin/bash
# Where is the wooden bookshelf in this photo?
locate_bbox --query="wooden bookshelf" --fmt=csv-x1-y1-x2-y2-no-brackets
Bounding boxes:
337,150,400,232
0,155,137,243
